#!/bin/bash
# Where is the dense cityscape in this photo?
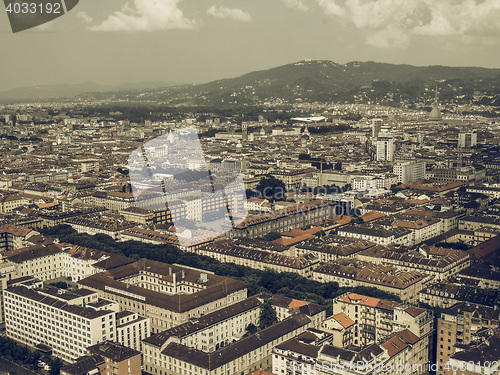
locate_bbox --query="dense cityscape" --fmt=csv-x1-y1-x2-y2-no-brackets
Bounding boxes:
0,66,498,375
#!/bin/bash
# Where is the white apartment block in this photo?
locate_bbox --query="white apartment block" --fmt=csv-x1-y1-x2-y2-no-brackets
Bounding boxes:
116,311,150,352
4,284,117,362
376,130,394,162
393,160,426,184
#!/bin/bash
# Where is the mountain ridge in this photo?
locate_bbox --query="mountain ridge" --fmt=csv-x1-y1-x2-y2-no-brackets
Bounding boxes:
3,60,500,106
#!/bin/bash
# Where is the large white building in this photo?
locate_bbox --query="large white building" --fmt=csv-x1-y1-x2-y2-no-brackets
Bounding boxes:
3,280,150,362
458,130,477,148
393,160,426,184
376,127,394,162
4,282,117,362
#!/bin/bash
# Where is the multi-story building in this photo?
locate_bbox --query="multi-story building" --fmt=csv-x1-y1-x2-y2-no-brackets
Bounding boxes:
466,185,500,200
332,293,433,351
226,201,337,239
357,245,471,281
418,282,500,308
0,195,26,213
430,166,485,186
87,341,142,375
459,215,500,231
0,262,16,324
376,128,394,162
196,239,319,278
375,214,442,244
115,311,150,352
144,313,313,375
313,259,430,303
294,236,375,263
337,223,413,246
393,160,426,184
445,329,500,375
65,216,135,240
436,302,500,374
5,243,65,281
0,224,39,252
4,283,117,362
272,327,429,375
458,130,477,148
78,259,248,333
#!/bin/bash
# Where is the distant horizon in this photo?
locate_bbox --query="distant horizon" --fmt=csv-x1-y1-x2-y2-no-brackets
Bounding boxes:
1,58,500,94
2,0,500,93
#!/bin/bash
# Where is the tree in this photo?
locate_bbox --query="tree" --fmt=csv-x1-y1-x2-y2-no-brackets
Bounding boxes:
259,299,278,330
245,323,257,335
245,189,257,199
260,232,281,241
49,357,63,375
334,162,342,171
256,176,286,202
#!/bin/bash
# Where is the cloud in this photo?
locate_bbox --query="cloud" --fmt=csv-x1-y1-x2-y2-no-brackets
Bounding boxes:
316,0,500,48
77,11,94,24
206,5,252,22
281,0,310,11
89,0,195,32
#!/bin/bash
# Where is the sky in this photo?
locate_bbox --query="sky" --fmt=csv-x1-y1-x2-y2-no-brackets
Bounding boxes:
1,0,500,91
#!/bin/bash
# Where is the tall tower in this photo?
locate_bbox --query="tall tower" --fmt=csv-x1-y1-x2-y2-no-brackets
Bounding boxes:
376,126,394,162
429,85,442,122
242,122,248,141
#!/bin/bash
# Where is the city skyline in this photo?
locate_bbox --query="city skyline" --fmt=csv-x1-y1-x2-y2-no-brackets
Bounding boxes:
1,0,500,91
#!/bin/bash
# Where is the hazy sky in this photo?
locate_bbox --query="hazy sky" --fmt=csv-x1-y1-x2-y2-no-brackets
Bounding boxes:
1,0,500,91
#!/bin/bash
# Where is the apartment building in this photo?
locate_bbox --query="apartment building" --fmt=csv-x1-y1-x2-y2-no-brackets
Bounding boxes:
467,185,500,200
5,243,64,281
119,206,170,225
60,244,115,282
78,259,248,332
0,261,16,324
436,302,500,374
115,311,150,352
418,282,500,308
321,312,355,347
226,201,337,239
356,245,471,281
445,329,500,375
337,223,413,246
144,313,313,375
4,284,116,362
0,224,39,251
313,259,429,303
294,236,375,263
65,217,135,240
332,293,433,351
87,341,142,375
273,328,429,375
375,214,442,244
459,215,500,231
196,239,319,278
0,195,26,213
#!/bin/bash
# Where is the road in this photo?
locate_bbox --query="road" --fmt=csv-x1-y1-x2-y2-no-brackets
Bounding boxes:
0,357,39,375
